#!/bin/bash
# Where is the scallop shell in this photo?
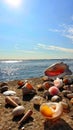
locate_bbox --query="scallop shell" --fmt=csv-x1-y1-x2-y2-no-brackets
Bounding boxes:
40,102,63,121
44,62,72,79
12,106,25,117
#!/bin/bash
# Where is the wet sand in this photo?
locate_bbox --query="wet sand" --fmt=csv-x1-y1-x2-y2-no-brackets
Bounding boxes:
0,76,73,130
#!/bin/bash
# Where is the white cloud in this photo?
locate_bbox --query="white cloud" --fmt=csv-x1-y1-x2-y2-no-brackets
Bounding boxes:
48,24,73,42
37,43,73,53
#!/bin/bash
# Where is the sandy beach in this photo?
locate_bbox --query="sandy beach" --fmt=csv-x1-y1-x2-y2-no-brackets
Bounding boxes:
0,76,73,130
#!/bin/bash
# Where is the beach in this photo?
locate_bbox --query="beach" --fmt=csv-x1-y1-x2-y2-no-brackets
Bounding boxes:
0,76,73,130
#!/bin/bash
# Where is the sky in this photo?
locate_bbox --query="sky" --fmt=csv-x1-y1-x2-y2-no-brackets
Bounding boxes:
0,0,73,59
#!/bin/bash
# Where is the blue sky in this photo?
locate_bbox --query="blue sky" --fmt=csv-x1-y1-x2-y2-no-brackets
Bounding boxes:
0,0,73,59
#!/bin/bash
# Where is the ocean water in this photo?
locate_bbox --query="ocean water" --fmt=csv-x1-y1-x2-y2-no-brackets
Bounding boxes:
0,59,73,82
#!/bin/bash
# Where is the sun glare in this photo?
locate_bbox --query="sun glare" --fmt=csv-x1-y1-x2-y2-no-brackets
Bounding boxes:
4,0,22,8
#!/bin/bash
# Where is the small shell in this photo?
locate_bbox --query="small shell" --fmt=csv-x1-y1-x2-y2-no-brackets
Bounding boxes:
54,78,63,88
0,82,8,93
11,96,21,105
42,76,49,81
22,84,36,96
62,90,72,96
70,98,73,104
48,86,59,96
5,96,18,107
43,82,51,90
40,102,63,121
18,109,33,124
32,96,43,105
12,106,25,117
17,80,24,87
37,84,44,90
67,93,73,99
51,95,61,102
3,90,16,96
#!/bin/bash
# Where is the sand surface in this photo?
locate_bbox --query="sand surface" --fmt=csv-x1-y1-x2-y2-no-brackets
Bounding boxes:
0,77,73,130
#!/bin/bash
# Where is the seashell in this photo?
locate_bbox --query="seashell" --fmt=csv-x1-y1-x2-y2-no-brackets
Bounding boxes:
11,96,21,105
17,80,24,87
12,106,25,117
5,96,18,107
22,83,36,96
44,62,72,79
54,78,63,88
42,76,49,81
63,77,73,85
0,85,8,93
48,86,59,96
3,90,16,96
18,109,33,125
43,90,51,100
63,85,70,90
70,85,73,92
61,101,69,110
32,96,43,105
0,82,8,93
37,84,44,90
67,93,73,99
40,102,63,121
43,82,51,90
51,95,61,102
70,98,73,104
62,90,72,96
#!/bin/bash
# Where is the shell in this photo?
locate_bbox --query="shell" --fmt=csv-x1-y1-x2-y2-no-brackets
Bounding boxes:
12,106,25,117
18,109,33,124
51,95,61,102
70,98,73,104
48,86,60,96
3,90,16,96
67,93,73,99
54,78,63,88
22,83,36,96
43,81,51,90
11,96,21,105
62,90,72,97
40,102,63,121
44,62,72,79
0,82,8,93
5,96,18,107
32,96,43,105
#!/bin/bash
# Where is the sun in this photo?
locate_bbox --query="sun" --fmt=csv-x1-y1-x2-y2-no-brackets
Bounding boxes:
4,0,22,8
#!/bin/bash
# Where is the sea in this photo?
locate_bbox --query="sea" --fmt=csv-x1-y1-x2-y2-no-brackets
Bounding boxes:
0,59,73,82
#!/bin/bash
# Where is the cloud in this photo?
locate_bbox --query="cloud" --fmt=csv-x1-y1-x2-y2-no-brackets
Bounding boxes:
37,43,73,53
48,24,73,42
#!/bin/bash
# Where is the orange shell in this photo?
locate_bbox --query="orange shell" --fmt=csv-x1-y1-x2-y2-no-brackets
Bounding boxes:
40,104,53,117
25,83,33,90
